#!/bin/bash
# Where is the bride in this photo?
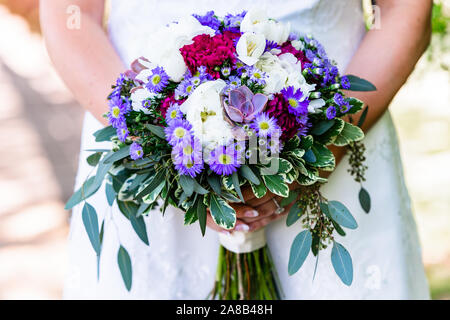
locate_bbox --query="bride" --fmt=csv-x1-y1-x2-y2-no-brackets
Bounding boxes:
40,0,432,299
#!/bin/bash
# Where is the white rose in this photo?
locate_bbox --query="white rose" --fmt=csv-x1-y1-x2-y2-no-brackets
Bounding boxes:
255,52,288,94
241,8,290,45
179,80,234,149
279,53,316,96
236,32,266,66
143,16,215,82
130,87,157,114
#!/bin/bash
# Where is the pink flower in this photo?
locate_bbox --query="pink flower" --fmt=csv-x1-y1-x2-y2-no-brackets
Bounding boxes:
180,31,240,79
159,94,185,120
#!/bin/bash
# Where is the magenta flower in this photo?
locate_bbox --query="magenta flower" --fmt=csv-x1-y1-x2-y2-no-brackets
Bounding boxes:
222,85,268,123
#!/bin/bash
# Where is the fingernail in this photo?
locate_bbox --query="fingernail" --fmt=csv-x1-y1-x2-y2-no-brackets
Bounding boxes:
235,224,250,232
244,210,259,218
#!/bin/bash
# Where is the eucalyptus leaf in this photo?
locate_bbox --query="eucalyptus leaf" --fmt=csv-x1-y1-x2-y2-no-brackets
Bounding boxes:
105,182,116,206
87,152,102,166
359,187,371,213
94,126,116,142
144,124,166,139
129,212,149,245
280,190,299,207
331,242,353,286
288,230,312,275
207,174,222,195
136,170,165,199
65,176,98,210
103,145,131,164
179,175,194,197
116,200,138,220
117,246,132,291
344,74,377,92
286,203,303,227
82,202,101,256
197,198,207,236
327,201,358,229
231,172,244,202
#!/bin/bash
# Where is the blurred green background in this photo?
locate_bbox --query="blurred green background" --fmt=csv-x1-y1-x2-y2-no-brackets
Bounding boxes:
0,0,448,299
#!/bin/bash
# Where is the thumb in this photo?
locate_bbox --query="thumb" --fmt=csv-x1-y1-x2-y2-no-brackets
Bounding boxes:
229,203,259,219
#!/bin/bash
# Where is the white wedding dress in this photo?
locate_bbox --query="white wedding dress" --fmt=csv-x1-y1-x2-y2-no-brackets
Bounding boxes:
64,0,430,299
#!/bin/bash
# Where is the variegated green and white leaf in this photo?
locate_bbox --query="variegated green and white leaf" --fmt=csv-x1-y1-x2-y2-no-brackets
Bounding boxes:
250,181,267,198
142,180,165,204
209,194,236,230
333,122,364,146
262,174,289,197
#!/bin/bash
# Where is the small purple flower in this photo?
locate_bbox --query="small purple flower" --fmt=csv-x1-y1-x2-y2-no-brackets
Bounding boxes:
208,143,241,176
165,104,183,124
172,137,204,177
341,76,351,90
326,106,336,120
333,93,351,113
281,86,309,117
107,95,130,128
146,66,169,93
288,32,299,41
164,119,193,146
130,142,144,160
116,123,129,142
245,66,267,85
265,40,280,52
251,113,280,138
296,115,312,137
174,79,195,99
223,10,247,32
193,11,221,32
221,66,231,77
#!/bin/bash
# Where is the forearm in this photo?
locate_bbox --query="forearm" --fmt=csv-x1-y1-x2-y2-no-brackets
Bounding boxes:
40,0,125,125
330,0,432,165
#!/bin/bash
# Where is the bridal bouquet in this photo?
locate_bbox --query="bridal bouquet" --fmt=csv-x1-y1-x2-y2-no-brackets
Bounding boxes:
66,9,375,299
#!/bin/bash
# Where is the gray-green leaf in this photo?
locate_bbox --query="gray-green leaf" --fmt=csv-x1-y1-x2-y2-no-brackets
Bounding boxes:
117,246,132,291
129,212,149,245
327,201,358,229
286,203,303,227
179,175,194,197
288,230,312,275
82,202,101,256
331,242,353,286
359,187,371,213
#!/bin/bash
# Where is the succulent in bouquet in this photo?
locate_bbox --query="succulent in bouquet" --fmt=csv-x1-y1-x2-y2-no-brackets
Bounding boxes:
66,8,375,299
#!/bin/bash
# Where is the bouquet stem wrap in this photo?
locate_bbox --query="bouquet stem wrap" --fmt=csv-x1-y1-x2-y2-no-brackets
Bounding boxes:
211,229,282,300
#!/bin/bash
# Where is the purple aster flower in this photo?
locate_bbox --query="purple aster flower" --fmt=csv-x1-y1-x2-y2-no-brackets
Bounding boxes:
221,66,231,77
326,106,337,120
193,11,221,32
107,95,130,128
246,66,266,85
208,143,241,176
146,66,169,93
172,137,204,177
251,113,280,138
288,32,299,41
223,10,247,32
174,79,195,99
164,119,193,146
341,76,351,89
333,93,345,106
280,86,309,117
130,142,144,160
296,115,312,137
116,123,129,142
165,104,183,124
265,40,280,52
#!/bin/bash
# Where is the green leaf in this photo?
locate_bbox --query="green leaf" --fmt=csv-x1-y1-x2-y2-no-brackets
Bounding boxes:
111,169,132,193
346,97,364,115
105,182,116,206
129,211,149,245
261,174,289,198
136,170,165,200
327,201,358,229
303,149,316,163
286,203,303,227
311,120,335,135
250,181,267,199
239,165,260,185
331,242,353,286
284,135,300,151
310,143,335,169
141,180,165,204
193,180,209,195
137,202,150,216
82,202,101,256
315,118,345,145
280,189,299,207
300,135,313,150
94,126,116,142
331,219,347,237
359,187,371,213
144,124,166,139
117,246,132,291
179,175,194,197
184,206,198,225
197,198,207,236
231,172,244,202
87,152,103,166
311,232,320,256
344,75,377,92
103,145,131,164
65,176,98,210
288,230,312,275
207,174,222,195
116,200,138,220
333,122,364,146
209,194,236,230
357,106,369,128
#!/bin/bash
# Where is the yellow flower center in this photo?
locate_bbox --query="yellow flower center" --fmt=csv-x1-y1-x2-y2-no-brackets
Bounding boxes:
288,98,298,108
259,122,270,130
151,75,161,85
170,110,178,119
112,106,121,118
253,72,262,79
247,40,257,56
219,154,232,165
183,146,194,156
186,160,194,169
174,128,186,138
